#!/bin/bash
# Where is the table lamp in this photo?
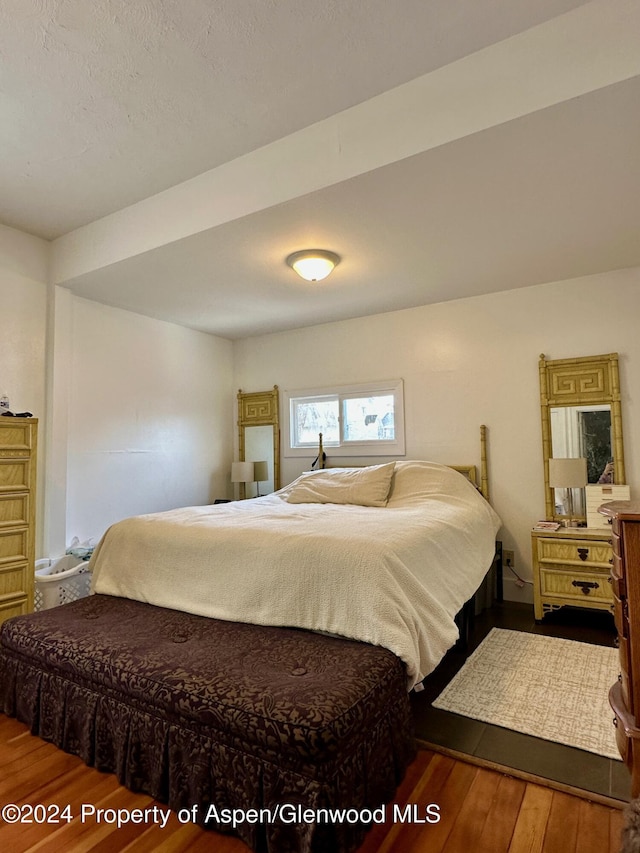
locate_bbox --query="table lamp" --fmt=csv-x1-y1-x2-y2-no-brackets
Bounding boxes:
253,461,268,496
231,461,255,499
548,457,588,524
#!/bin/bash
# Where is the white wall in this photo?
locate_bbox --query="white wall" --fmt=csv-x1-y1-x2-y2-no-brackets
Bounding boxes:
1,222,236,558
233,266,640,602
0,224,48,417
64,297,234,546
0,225,49,556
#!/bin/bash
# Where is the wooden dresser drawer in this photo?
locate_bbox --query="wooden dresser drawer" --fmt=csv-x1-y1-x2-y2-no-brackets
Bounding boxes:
614,710,633,769
0,419,37,629
619,636,633,709
612,592,628,637
0,563,30,601
0,422,36,454
0,527,29,567
611,555,626,598
610,681,640,794
611,529,622,558
0,597,30,623
538,566,613,606
536,536,612,569
0,492,29,529
0,458,32,493
600,503,640,797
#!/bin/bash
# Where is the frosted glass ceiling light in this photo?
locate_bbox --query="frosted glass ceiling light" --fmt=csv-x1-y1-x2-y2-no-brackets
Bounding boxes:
286,250,340,282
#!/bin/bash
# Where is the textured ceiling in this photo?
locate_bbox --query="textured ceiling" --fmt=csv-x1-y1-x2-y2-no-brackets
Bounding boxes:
1,0,639,338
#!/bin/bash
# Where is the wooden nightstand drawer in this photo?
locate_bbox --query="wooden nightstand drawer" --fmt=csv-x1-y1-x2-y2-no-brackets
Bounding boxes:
536,536,612,569
532,528,614,621
538,566,613,605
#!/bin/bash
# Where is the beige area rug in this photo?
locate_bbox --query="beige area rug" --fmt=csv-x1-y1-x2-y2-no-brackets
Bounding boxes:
433,628,621,760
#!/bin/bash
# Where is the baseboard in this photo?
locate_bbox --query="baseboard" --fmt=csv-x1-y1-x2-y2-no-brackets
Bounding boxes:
416,739,627,809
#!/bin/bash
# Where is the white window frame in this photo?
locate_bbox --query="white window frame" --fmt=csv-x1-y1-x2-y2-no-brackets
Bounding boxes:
283,379,405,458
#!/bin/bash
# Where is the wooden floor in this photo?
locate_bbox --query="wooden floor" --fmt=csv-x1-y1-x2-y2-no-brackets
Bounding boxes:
0,715,625,853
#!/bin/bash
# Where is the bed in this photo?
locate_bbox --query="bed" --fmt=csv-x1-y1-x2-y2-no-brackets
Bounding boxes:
0,452,501,853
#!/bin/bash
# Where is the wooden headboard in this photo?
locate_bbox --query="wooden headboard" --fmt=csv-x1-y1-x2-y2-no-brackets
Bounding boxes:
450,425,490,502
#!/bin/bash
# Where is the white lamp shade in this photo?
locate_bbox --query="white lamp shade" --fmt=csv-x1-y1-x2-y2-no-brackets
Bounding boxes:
286,250,340,282
548,457,588,488
231,461,254,483
253,461,268,482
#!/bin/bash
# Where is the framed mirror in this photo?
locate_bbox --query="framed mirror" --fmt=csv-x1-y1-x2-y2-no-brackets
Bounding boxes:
237,386,280,499
539,353,625,521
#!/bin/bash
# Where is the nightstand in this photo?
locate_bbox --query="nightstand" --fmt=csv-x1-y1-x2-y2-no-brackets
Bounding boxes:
531,526,613,621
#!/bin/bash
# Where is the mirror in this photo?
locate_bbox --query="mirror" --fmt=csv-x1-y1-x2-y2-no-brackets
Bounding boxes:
539,353,625,521
244,425,275,495
237,386,280,499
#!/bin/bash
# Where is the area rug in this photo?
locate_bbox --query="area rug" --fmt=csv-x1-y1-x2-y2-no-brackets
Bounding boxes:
433,628,620,759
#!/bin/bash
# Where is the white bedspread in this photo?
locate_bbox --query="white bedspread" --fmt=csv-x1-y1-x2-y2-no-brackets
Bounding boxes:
90,461,501,687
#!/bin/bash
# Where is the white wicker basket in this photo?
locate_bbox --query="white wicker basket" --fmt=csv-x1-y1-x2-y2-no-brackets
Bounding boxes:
34,556,92,611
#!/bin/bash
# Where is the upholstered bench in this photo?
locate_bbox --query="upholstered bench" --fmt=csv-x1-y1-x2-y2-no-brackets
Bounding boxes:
0,594,415,853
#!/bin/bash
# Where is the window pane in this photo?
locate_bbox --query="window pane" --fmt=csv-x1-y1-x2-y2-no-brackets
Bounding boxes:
291,397,339,446
284,380,404,458
342,394,395,442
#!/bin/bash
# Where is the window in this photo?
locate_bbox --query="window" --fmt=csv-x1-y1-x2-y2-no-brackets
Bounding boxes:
284,380,405,457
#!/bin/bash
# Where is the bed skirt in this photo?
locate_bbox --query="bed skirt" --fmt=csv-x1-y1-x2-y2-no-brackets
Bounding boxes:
0,595,415,852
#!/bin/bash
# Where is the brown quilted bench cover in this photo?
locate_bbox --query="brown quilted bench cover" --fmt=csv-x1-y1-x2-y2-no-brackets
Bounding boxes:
0,594,415,852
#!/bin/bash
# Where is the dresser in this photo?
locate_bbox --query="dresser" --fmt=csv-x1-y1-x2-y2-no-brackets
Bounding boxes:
599,501,640,797
531,526,613,621
0,417,37,627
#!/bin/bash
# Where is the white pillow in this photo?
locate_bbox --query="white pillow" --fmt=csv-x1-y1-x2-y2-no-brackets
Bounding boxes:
284,462,395,507
386,460,481,506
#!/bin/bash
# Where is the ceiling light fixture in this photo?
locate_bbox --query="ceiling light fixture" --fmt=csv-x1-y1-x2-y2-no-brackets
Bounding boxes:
286,249,340,282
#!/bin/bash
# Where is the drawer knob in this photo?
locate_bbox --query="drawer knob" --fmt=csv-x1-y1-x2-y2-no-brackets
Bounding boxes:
571,579,599,595
613,717,618,728
577,548,589,561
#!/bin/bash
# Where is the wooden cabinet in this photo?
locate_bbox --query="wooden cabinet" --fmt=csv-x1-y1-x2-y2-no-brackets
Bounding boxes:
599,501,640,797
0,418,37,626
531,526,613,621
